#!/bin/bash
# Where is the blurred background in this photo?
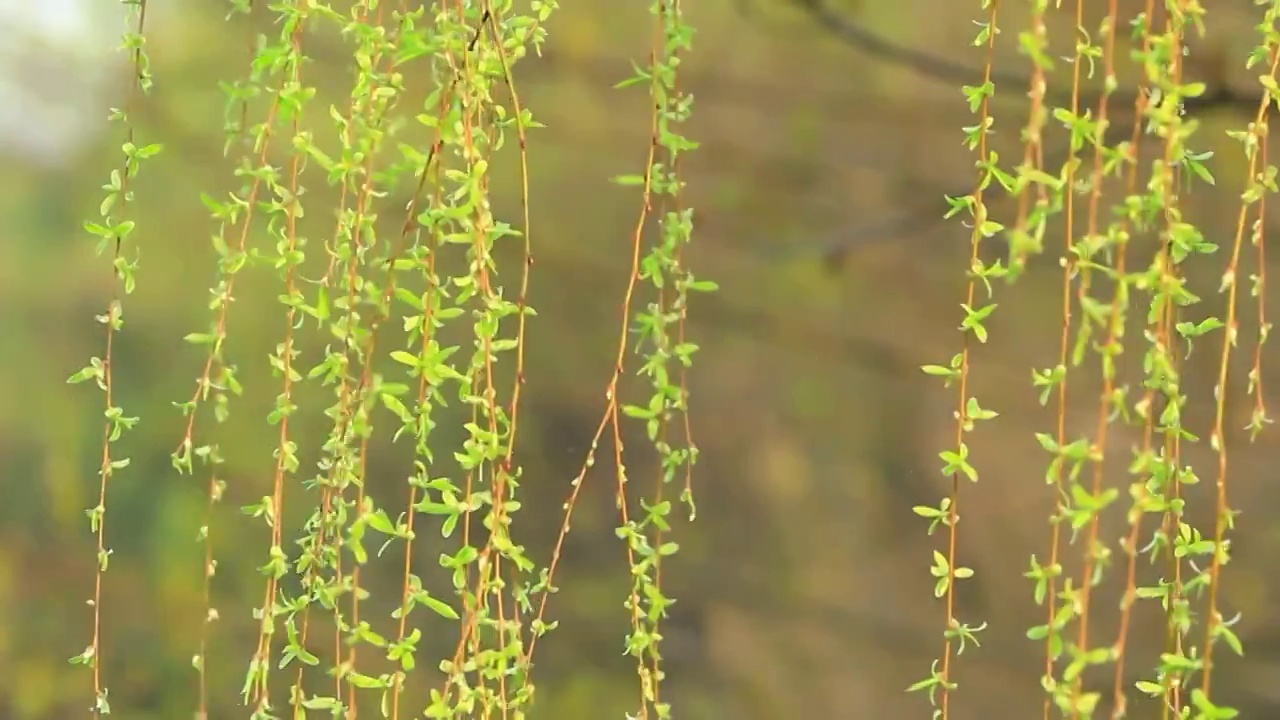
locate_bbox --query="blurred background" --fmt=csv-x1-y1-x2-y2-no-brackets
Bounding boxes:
2,0,1280,718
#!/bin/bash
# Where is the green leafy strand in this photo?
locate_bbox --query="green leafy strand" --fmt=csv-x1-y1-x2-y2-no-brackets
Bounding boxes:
613,1,705,718
67,0,160,716
911,2,1001,717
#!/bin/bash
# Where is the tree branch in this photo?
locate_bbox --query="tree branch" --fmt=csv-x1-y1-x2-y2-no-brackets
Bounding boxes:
778,0,1263,268
787,0,1258,115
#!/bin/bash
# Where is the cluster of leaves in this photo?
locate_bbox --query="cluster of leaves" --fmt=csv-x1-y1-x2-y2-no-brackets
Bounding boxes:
68,1,708,718
908,0,1279,718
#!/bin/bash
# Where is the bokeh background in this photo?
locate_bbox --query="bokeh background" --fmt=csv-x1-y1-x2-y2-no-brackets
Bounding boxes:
2,0,1279,718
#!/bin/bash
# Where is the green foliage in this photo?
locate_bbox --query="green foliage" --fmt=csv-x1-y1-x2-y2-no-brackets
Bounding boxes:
66,1,705,718
32,0,1280,718
910,0,1277,718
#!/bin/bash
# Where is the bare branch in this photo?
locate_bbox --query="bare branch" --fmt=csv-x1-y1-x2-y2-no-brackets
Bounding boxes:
786,0,1258,116
775,0,1262,268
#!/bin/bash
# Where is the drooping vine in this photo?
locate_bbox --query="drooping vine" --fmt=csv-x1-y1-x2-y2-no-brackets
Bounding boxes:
1199,5,1280,709
911,3,1001,718
612,1,703,717
68,0,160,715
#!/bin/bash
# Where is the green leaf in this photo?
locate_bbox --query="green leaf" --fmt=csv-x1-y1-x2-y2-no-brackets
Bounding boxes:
420,593,460,620
389,351,419,367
